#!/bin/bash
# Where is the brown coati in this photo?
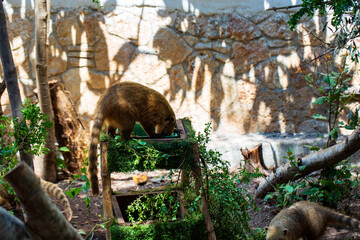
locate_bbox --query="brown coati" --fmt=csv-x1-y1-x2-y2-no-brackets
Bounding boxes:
88,81,176,196
0,178,72,221
266,201,360,240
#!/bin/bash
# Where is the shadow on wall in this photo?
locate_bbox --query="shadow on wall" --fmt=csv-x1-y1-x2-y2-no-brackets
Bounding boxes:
3,0,337,134
153,0,331,133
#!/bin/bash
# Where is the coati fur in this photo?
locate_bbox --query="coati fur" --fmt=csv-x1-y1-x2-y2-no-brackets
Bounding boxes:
40,178,72,221
88,81,176,196
0,178,72,221
266,201,360,240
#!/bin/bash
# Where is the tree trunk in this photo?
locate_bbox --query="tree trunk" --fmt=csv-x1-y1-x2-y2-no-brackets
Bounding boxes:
49,80,88,173
35,0,56,182
0,206,40,240
0,1,33,169
255,126,360,198
240,143,272,176
5,162,83,240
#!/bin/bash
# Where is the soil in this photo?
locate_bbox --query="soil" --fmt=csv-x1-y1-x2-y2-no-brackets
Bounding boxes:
55,170,360,240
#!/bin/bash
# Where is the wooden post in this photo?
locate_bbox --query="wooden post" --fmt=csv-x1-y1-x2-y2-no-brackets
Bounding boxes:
192,144,216,240
101,141,113,240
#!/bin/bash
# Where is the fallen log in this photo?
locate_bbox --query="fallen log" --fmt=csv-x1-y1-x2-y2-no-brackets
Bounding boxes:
255,126,360,199
5,162,83,240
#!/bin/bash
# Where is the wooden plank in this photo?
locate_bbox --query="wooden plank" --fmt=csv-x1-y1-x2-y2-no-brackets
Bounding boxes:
111,195,125,225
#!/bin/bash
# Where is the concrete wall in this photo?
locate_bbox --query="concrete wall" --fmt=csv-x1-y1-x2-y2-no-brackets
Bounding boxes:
2,0,359,168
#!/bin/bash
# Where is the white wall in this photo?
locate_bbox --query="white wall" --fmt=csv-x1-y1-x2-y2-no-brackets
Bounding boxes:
4,0,302,14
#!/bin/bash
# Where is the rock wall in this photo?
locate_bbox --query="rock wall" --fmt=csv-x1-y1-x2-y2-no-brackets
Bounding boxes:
3,1,360,168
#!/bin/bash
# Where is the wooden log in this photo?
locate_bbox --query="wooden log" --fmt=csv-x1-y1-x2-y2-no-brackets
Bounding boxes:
5,162,83,240
49,80,88,173
101,141,113,240
256,126,360,198
0,206,39,240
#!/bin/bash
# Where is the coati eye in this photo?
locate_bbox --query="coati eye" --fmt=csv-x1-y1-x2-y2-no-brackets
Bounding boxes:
167,116,175,122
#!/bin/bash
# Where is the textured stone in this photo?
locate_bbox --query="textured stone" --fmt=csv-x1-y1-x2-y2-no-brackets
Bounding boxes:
153,28,193,66
231,39,269,73
212,41,231,54
296,15,328,46
173,12,207,36
225,14,261,41
48,34,68,77
258,13,294,40
69,58,95,68
78,10,103,46
183,35,199,47
62,69,108,103
105,10,141,41
121,53,168,83
12,48,30,79
168,64,189,100
255,59,290,89
56,12,82,46
95,34,136,72
7,12,32,50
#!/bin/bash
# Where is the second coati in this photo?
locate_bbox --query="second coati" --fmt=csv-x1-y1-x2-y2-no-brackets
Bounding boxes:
0,178,72,221
266,201,360,240
88,81,176,196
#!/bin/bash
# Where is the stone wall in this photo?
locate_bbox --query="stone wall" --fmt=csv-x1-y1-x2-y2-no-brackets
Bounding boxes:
2,1,359,167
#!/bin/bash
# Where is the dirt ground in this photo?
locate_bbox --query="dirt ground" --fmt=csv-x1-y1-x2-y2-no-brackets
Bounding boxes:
56,170,360,240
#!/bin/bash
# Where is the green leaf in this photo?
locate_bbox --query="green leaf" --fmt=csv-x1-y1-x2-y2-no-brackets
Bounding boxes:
313,96,328,105
59,146,70,152
312,114,327,120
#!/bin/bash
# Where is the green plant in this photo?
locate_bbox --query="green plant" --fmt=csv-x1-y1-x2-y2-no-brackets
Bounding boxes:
0,100,53,199
183,122,264,240
288,0,360,62
302,54,354,146
64,152,91,209
266,158,359,209
126,190,180,223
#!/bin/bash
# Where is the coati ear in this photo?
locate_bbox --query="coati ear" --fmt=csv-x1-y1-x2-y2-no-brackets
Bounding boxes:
282,228,288,236
166,115,175,123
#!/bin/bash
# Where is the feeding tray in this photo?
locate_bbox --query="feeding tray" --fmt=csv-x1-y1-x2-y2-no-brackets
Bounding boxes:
106,119,194,173
111,190,183,225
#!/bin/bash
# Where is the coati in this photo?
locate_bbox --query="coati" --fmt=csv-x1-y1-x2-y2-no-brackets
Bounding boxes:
266,201,360,240
88,81,176,196
0,178,72,221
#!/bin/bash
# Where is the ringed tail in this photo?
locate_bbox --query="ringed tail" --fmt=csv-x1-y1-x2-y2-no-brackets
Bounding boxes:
40,178,72,221
88,113,104,197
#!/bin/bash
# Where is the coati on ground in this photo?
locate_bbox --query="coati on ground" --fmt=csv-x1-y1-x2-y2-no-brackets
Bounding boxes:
88,81,176,196
266,201,360,240
0,178,72,221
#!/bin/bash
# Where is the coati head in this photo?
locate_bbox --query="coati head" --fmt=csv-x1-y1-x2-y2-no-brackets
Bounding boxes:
161,115,176,136
266,226,291,240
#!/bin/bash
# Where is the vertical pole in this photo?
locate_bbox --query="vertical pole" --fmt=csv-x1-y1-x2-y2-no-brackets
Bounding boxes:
101,141,113,240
